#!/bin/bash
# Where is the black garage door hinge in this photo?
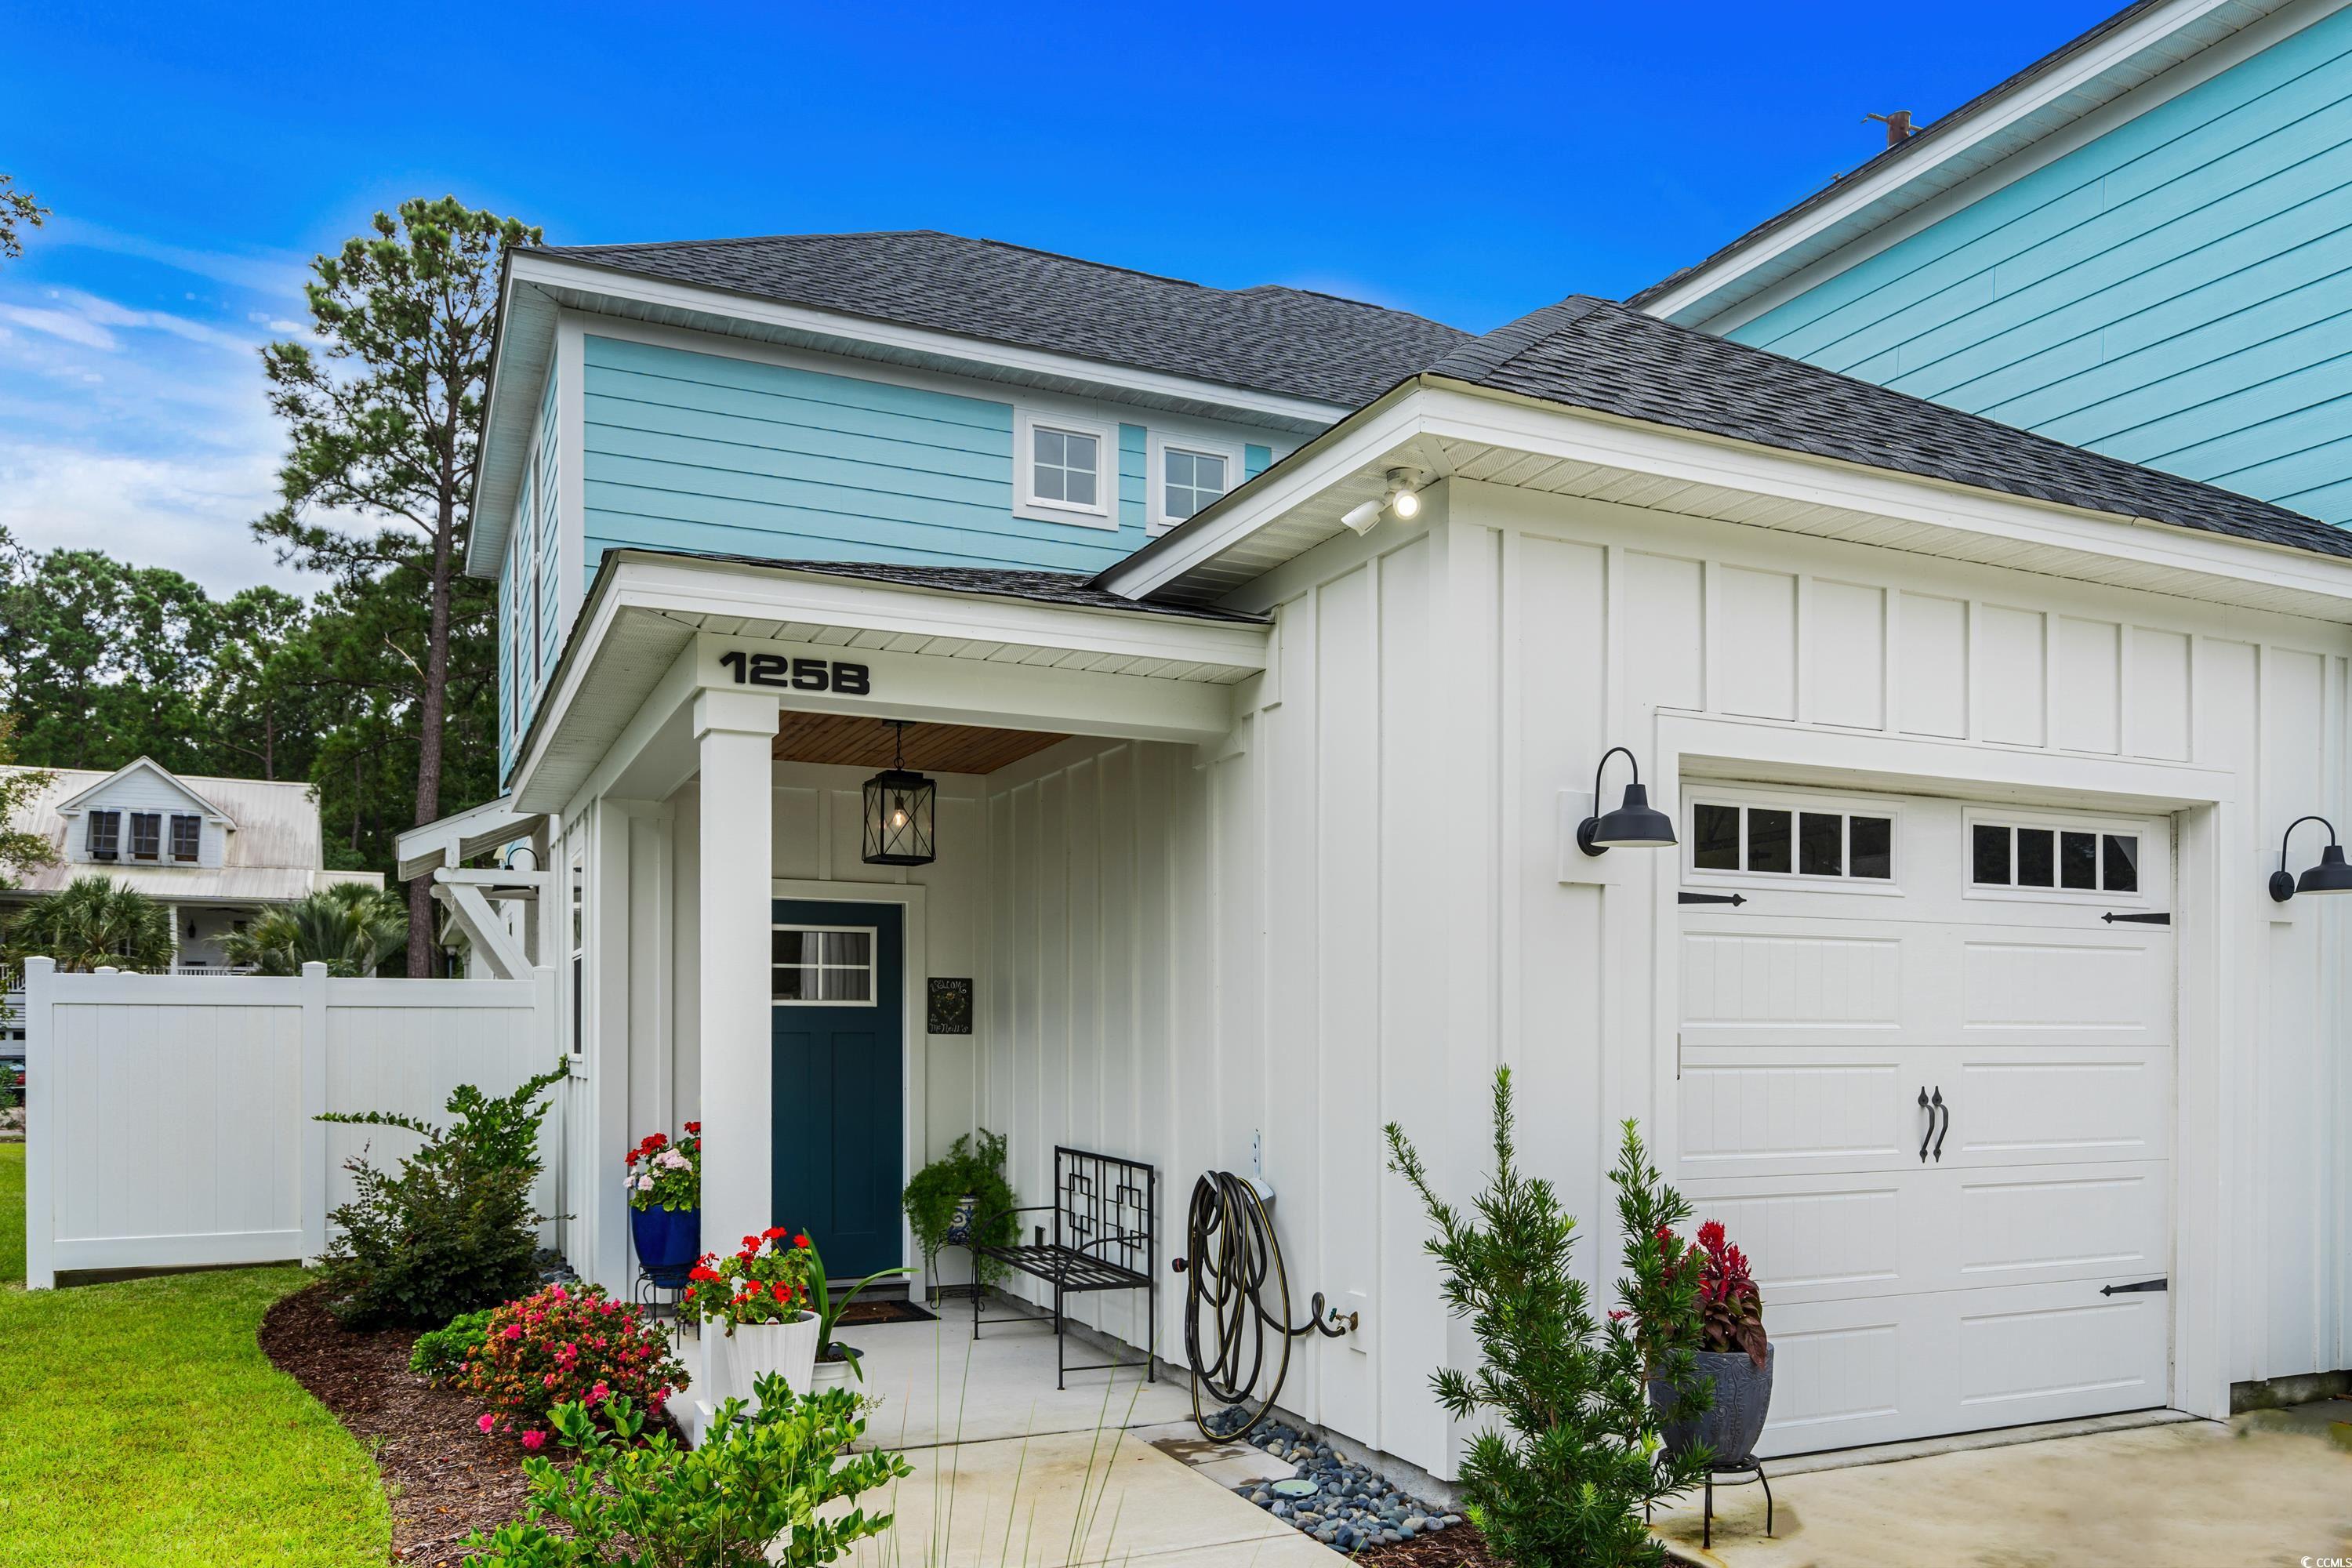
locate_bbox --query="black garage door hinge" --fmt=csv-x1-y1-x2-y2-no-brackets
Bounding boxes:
2100,1277,2169,1295
1678,891,1748,906
2101,911,2171,925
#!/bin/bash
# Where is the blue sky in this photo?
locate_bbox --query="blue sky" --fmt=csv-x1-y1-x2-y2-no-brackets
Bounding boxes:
2,0,2115,593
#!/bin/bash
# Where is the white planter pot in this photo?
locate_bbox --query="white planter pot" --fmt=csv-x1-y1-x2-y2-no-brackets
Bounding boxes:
811,1345,862,1392
713,1312,819,1405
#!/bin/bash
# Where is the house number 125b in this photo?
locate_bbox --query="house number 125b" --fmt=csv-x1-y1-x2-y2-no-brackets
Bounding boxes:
717,651,873,695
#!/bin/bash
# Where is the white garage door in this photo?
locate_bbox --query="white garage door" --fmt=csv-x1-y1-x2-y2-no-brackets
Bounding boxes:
1675,784,2174,1457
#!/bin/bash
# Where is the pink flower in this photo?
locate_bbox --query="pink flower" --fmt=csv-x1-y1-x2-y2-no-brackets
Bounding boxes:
521,1429,546,1452
503,1323,524,1341
591,1381,610,1403
543,1372,559,1388
477,1413,496,1433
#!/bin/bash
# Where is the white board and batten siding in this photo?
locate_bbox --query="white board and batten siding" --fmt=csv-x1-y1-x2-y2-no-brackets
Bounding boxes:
23,958,558,1289
1087,475,2350,1478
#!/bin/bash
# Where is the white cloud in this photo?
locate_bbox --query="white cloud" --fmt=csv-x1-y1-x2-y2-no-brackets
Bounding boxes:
0,437,308,595
41,216,311,298
0,303,118,350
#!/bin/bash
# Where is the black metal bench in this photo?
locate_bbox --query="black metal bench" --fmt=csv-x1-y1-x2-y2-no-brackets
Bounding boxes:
971,1145,1156,1389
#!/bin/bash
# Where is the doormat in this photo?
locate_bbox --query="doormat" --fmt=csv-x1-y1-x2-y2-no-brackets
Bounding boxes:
837,1298,937,1326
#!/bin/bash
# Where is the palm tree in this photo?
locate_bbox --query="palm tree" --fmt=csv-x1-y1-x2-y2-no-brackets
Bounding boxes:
4,876,174,972
222,884,408,977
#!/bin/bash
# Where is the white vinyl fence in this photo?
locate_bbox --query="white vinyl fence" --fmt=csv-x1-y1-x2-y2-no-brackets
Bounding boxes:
22,956,561,1289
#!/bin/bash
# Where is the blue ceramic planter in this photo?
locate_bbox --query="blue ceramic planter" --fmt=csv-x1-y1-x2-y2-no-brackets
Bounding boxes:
631,1202,701,1287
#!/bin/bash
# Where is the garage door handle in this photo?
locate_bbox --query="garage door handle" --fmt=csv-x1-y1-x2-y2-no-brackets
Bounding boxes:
1931,1088,1949,1162
1918,1087,1933,1163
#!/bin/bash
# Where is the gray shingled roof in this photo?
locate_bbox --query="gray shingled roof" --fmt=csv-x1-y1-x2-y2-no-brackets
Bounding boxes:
544,230,1469,408
1425,296,2352,560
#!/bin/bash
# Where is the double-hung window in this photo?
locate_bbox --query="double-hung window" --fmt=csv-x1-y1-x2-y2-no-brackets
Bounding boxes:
1012,409,1115,527
86,810,121,861
128,812,162,861
169,814,201,862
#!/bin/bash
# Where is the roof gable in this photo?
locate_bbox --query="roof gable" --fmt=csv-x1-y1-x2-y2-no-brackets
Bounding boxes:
53,757,238,826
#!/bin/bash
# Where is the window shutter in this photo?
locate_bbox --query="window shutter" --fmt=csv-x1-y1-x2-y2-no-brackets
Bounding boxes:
170,815,201,862
87,810,120,861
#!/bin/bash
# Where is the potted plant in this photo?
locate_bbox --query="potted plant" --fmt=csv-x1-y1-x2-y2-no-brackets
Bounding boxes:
901,1128,1017,1295
804,1240,916,1390
1648,1219,1773,1469
685,1227,820,1403
626,1122,702,1288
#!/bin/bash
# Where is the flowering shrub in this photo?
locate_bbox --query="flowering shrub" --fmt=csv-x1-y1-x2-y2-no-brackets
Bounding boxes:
458,1282,688,1446
683,1228,816,1331
1690,1219,1768,1367
623,1122,700,1213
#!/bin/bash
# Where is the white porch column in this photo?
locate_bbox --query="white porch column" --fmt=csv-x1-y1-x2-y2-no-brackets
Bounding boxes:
693,688,779,1250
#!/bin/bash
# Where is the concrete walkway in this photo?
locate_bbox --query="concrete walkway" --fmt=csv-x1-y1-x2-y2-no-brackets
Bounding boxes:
1651,1403,2352,1568
826,1305,1330,1566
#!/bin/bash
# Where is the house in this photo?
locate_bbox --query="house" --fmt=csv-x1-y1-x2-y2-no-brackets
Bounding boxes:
2,758,384,971
427,180,2352,1477
1636,0,2352,526
1637,0,2352,1414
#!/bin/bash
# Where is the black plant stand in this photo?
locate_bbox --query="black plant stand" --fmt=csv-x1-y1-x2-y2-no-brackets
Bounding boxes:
633,1271,698,1346
1649,1458,1773,1551
1697,1459,1773,1550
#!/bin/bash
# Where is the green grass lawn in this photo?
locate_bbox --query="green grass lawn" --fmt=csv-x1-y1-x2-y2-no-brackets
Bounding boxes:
0,1145,392,1566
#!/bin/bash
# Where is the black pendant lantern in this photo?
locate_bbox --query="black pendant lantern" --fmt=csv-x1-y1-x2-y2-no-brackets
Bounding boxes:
862,721,937,867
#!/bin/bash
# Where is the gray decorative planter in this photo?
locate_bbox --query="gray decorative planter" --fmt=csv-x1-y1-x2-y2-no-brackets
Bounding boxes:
1650,1345,1775,1468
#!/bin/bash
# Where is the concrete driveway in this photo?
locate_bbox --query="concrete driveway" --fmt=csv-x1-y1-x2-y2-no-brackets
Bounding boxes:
1651,1404,2352,1568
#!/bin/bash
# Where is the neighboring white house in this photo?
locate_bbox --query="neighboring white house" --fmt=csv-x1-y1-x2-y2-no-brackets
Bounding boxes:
3,758,383,970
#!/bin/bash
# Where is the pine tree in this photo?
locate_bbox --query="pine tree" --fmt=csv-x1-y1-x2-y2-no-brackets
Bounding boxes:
1385,1071,1712,1567
255,196,539,973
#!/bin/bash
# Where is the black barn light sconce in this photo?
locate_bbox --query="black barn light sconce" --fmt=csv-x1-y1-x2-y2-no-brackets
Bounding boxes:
2269,815,2352,902
862,720,938,867
1577,746,1678,856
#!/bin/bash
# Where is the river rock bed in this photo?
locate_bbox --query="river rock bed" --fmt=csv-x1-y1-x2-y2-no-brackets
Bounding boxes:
1205,1407,1464,1555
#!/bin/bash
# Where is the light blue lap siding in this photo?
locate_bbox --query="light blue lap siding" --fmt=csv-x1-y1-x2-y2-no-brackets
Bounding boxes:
1724,8,2352,527
580,336,1155,575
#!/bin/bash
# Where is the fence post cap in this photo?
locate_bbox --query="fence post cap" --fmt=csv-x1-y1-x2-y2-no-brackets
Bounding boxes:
24,956,53,975
300,961,329,978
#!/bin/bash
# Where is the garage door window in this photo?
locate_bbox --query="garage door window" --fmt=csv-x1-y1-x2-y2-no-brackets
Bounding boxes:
1692,802,1893,880
1971,822,2137,893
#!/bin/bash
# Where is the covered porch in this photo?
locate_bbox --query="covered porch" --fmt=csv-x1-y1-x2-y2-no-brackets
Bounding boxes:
506,550,1270,1381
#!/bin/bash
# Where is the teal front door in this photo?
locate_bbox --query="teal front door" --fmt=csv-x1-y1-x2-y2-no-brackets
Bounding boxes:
771,900,904,1279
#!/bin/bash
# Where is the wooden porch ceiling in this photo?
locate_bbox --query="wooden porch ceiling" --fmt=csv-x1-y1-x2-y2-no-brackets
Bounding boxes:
771,712,1071,776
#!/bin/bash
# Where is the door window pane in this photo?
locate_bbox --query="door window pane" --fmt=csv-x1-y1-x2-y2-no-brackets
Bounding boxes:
2102,835,2140,893
1747,809,1791,873
1799,812,1842,877
2016,828,2055,888
1973,824,2011,884
772,926,878,1005
1849,816,1892,879
2060,831,2098,890
1693,804,1739,871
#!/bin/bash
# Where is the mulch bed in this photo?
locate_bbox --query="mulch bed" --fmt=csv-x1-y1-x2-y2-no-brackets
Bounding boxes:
1356,1523,1499,1566
259,1283,540,1566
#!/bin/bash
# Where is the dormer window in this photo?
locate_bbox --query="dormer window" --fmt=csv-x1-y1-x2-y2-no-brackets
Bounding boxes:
86,810,121,862
129,813,162,861
1012,408,1114,528
170,815,201,862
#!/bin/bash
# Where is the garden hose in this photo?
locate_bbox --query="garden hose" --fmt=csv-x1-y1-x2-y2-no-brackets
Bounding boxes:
1171,1169,1355,1441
